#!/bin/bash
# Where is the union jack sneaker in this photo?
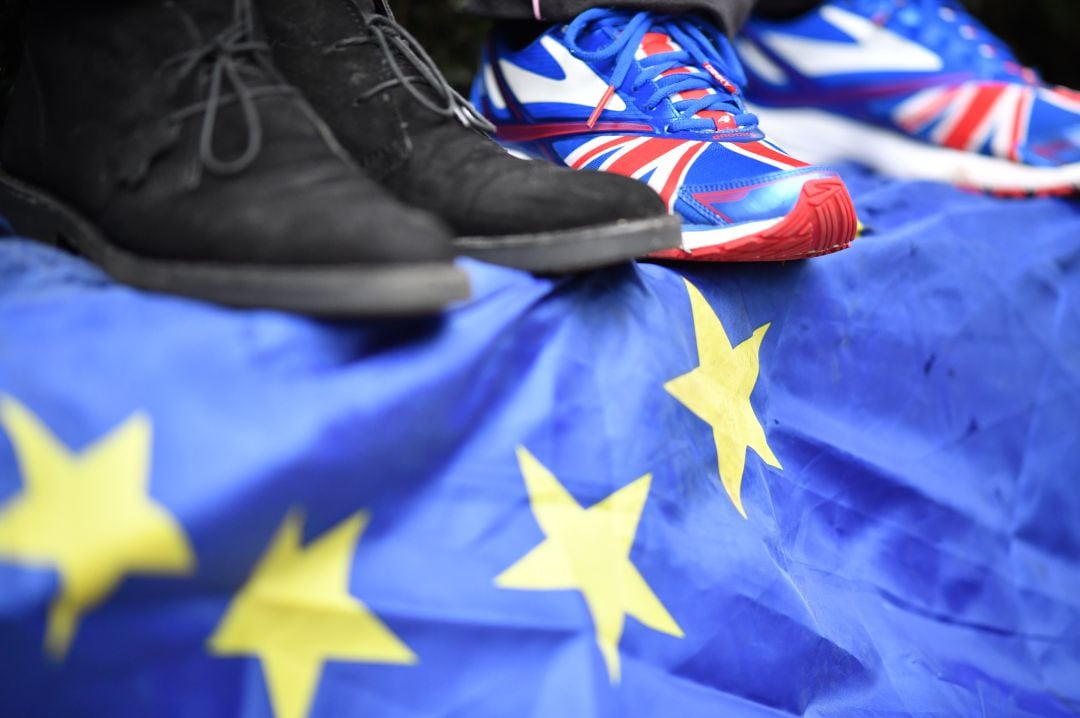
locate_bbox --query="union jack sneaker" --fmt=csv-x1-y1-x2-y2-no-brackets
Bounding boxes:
737,0,1080,196
471,10,858,262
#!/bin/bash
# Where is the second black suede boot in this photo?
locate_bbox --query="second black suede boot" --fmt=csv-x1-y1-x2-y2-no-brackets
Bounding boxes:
257,0,681,273
0,0,469,316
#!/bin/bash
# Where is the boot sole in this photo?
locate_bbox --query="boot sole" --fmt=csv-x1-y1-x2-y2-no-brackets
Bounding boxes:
451,215,682,273
0,171,471,317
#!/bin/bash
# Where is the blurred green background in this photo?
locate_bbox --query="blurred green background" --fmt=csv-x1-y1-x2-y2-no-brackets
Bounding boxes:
1,0,1078,124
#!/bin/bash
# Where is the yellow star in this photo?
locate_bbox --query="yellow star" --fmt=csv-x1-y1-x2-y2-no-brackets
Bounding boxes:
0,396,195,659
664,279,782,519
496,447,683,683
209,510,416,718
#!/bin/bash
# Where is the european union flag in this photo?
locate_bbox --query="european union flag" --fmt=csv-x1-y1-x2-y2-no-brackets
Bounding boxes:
1,165,1078,716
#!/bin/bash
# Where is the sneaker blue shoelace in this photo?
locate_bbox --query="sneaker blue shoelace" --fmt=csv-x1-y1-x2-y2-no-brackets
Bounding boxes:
563,10,759,133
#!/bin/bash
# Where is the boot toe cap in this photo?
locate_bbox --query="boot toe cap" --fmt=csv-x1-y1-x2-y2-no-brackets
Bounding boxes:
453,159,669,237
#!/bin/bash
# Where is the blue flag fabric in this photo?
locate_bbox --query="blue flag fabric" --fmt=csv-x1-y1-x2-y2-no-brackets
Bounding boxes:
0,165,1078,717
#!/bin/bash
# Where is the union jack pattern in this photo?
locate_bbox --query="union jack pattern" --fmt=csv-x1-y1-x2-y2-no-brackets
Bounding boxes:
894,83,1080,162
894,82,1037,161
565,135,808,211
1042,86,1080,114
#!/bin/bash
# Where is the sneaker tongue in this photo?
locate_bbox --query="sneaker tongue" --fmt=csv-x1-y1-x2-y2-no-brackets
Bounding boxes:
634,30,740,130
639,31,676,57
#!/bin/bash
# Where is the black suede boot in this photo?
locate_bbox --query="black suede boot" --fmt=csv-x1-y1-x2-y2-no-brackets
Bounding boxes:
0,0,469,316
256,0,681,273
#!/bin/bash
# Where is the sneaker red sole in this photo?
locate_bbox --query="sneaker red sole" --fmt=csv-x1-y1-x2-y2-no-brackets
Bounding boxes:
646,177,859,263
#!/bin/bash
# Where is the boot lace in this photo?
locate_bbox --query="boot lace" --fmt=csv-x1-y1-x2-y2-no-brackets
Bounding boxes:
564,9,758,133
328,7,495,134
164,0,298,175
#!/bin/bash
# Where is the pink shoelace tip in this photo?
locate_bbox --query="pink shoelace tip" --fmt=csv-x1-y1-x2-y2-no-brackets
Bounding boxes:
532,0,542,20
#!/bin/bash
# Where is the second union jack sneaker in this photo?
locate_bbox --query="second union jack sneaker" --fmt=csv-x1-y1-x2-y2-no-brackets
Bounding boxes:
738,0,1080,196
471,10,858,262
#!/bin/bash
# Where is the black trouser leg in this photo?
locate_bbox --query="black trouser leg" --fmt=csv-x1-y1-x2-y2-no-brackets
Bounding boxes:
754,0,821,18
459,0,825,34
459,0,761,37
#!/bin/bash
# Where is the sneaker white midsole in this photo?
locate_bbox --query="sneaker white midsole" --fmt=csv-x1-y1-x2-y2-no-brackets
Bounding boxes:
681,217,784,250
748,104,1080,192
